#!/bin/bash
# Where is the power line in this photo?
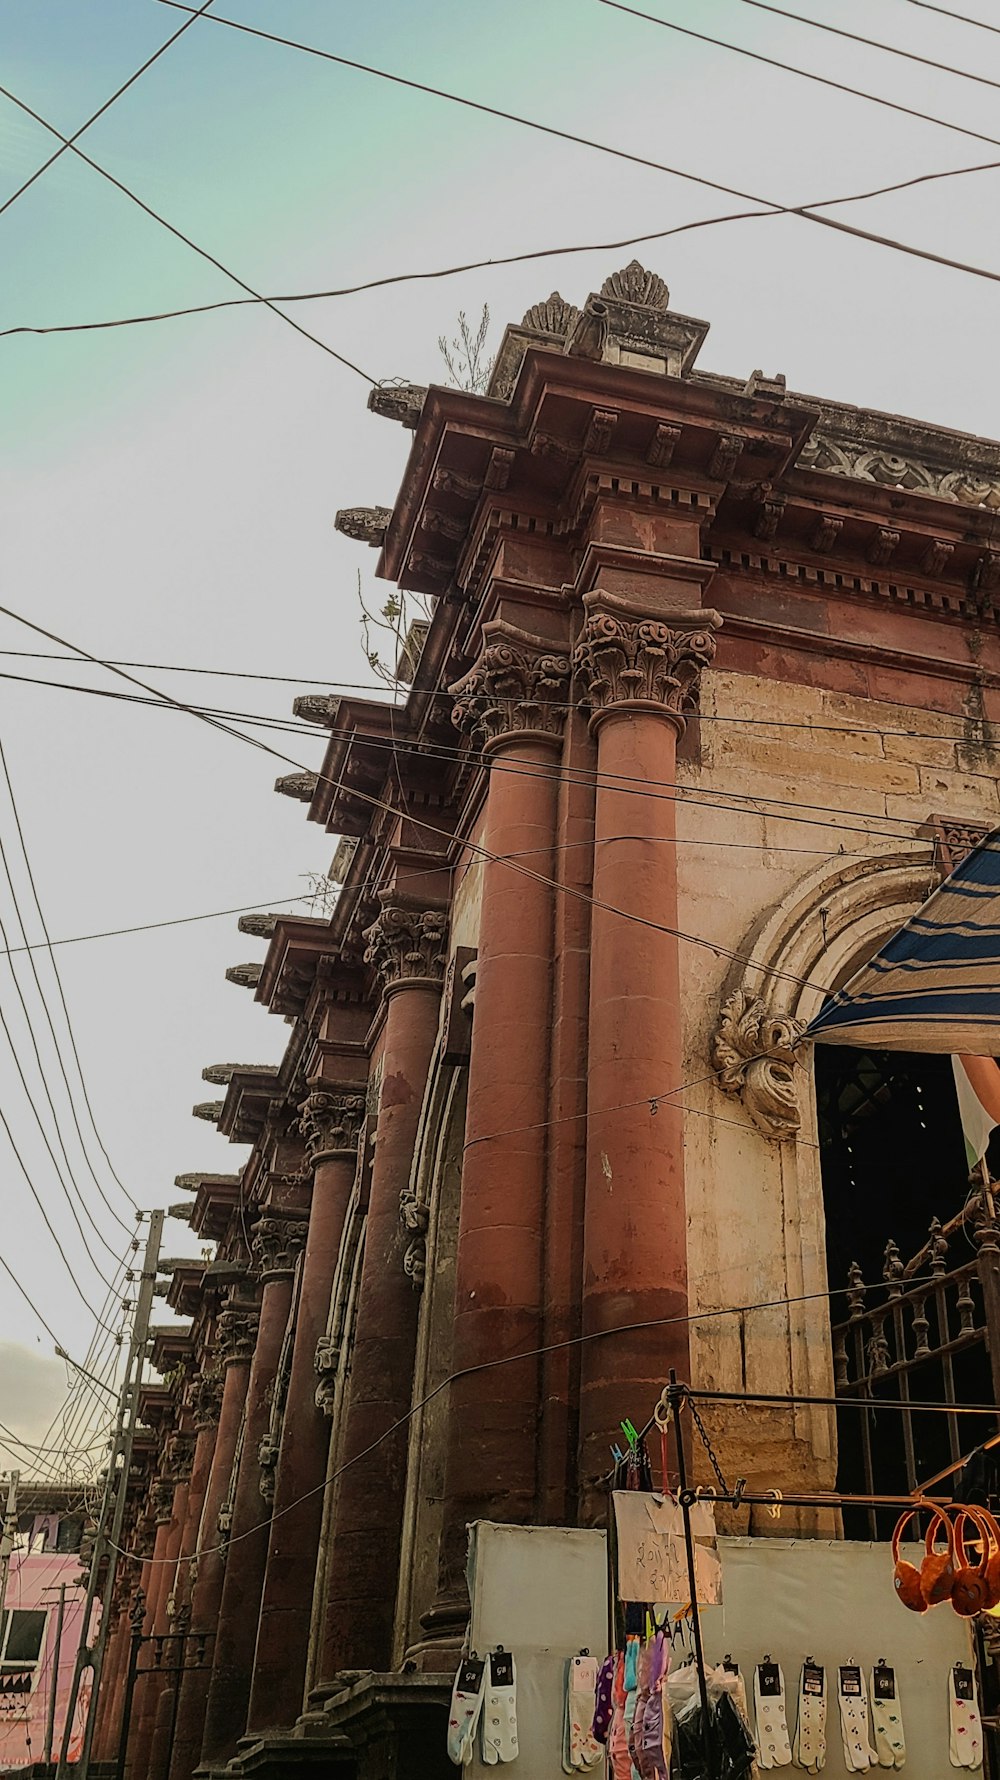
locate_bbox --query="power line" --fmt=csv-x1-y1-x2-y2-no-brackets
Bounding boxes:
898,0,1000,37
0,0,218,223
149,1,1000,299
0,82,373,383
1,894,310,956
0,740,141,1219
599,0,1000,152
0,600,942,1001
10,142,1000,339
734,0,1000,93
112,1271,997,1569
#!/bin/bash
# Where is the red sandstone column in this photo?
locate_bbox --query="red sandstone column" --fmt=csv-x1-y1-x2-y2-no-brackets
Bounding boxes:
573,588,720,1518
199,1282,290,1768
244,1098,365,1730
150,1401,216,1779
127,1446,192,1780
168,1341,249,1780
314,908,447,1689
424,623,569,1650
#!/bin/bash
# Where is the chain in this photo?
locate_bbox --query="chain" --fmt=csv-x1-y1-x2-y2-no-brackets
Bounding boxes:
688,1396,730,1495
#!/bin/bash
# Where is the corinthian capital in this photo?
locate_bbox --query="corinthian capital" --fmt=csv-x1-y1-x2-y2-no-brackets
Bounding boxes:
363,906,448,993
298,1089,365,1167
185,1369,224,1432
251,1213,309,1278
449,621,570,751
573,590,721,731
216,1300,259,1366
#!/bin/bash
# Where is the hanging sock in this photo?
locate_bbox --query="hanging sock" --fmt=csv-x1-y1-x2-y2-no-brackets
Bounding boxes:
838,1666,876,1772
481,1648,519,1765
564,1654,603,1772
592,1654,615,1748
949,1665,983,1770
870,1665,905,1769
447,1655,486,1766
793,1662,826,1773
754,1660,793,1769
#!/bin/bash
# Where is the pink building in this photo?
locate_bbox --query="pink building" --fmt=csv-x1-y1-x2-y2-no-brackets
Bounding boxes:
0,1497,95,1773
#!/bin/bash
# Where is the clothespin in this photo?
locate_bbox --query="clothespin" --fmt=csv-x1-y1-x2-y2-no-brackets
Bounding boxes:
621,1419,639,1451
611,1442,625,1463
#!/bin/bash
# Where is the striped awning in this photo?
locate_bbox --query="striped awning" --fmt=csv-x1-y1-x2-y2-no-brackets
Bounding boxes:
805,827,1000,1055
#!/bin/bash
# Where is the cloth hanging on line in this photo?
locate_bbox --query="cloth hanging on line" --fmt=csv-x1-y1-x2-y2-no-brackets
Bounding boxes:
612,1492,722,1605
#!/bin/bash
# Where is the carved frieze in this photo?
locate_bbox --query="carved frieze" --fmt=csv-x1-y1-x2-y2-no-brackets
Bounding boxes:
797,435,1000,511
364,906,449,992
573,591,720,728
450,622,571,750
711,989,805,1143
216,1302,259,1366
251,1214,308,1279
298,1089,366,1167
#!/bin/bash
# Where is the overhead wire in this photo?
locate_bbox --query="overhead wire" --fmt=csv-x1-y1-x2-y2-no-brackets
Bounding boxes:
898,0,1000,37
598,0,1000,152
0,738,140,1219
112,1271,997,1569
0,81,373,383
0,0,219,222
733,0,1000,95
0,599,930,1000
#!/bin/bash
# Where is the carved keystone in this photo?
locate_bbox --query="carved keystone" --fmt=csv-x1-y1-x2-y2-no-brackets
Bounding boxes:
712,989,805,1142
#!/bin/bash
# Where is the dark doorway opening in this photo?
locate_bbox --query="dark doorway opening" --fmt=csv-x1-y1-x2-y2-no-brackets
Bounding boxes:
815,1043,997,1535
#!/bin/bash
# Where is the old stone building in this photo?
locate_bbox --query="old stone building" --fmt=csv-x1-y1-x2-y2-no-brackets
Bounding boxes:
94,264,1000,1776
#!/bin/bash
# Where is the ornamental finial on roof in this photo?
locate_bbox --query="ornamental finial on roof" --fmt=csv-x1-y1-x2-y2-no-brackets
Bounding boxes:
599,261,670,309
520,292,581,336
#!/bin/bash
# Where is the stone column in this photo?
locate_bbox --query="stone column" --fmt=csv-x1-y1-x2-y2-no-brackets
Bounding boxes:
127,1438,193,1780
246,1096,365,1731
149,1382,221,1778
315,905,447,1688
168,1362,235,1780
422,624,569,1654
573,587,720,1517
198,1285,284,1768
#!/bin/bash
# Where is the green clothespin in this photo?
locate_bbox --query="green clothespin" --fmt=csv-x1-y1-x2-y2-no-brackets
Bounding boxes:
621,1418,639,1451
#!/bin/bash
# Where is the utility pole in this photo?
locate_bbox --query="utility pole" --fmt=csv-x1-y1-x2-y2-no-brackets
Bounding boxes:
57,1209,163,1780
43,1582,67,1767
0,1471,20,1628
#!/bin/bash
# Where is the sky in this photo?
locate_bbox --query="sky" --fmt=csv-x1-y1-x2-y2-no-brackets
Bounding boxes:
2,0,1000,1468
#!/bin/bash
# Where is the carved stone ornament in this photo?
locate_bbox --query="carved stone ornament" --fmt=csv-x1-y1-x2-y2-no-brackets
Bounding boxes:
314,1334,340,1417
363,906,449,992
403,1238,427,1291
151,1478,175,1525
711,989,806,1143
186,1369,224,1431
192,1100,224,1124
449,621,571,751
257,1432,280,1506
226,963,262,990
520,291,581,336
165,1431,196,1482
292,693,341,727
600,260,670,309
298,1089,366,1167
366,381,427,429
797,435,1000,511
573,591,721,728
237,911,280,939
274,771,318,803
251,1214,308,1278
216,1302,260,1366
333,506,393,547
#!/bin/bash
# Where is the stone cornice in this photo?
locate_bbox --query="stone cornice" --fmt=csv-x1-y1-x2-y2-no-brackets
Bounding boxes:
449,620,570,752
573,589,721,734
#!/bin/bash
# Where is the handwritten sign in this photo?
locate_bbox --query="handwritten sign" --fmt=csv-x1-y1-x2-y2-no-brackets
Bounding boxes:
612,1492,722,1605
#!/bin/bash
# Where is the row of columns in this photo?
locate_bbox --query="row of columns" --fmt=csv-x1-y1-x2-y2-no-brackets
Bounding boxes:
94,578,721,1764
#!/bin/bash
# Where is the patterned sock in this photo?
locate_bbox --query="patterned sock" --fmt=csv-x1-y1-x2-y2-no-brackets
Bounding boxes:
481,1649,519,1765
838,1666,876,1773
870,1666,905,1770
754,1661,792,1769
565,1655,603,1771
447,1655,486,1766
949,1666,983,1770
793,1663,826,1773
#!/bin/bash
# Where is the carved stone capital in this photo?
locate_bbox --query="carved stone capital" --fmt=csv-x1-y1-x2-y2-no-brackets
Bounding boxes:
251,1213,309,1279
449,622,570,752
711,989,805,1142
573,591,721,732
298,1089,365,1167
150,1478,175,1525
186,1369,224,1432
165,1432,195,1482
216,1301,259,1366
363,906,448,994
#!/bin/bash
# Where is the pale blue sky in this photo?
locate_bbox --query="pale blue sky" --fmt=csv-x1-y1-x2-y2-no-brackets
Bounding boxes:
2,0,1000,1460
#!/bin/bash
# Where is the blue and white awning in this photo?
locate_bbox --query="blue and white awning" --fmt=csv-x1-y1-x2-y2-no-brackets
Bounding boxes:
806,827,1000,1055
